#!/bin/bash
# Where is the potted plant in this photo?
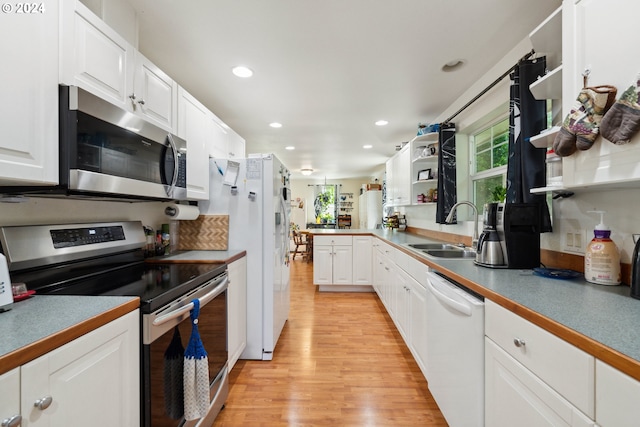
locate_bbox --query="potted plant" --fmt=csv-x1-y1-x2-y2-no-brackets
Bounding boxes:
490,185,506,202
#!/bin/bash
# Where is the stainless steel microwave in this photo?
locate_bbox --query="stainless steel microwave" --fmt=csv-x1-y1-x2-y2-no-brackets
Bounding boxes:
0,85,187,201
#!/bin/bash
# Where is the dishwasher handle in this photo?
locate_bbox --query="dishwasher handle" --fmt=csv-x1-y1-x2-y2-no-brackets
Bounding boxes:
152,275,229,326
425,272,472,316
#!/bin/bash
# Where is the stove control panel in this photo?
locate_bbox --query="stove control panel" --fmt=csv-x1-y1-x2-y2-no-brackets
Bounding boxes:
51,226,126,248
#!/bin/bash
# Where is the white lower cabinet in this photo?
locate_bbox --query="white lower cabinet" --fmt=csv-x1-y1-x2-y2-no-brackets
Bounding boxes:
352,236,372,285
595,360,640,427
0,368,21,427
313,236,353,288
227,256,247,371
485,300,595,426
485,339,595,427
20,310,140,427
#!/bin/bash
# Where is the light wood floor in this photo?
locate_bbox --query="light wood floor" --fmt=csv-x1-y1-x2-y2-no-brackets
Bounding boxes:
213,259,448,426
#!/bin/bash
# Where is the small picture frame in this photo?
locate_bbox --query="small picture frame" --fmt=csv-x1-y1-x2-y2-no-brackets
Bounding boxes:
417,169,432,181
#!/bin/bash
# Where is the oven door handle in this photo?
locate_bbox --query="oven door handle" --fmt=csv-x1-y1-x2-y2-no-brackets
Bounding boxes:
152,275,229,326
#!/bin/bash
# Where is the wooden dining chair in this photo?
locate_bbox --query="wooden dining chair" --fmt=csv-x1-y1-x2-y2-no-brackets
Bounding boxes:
291,230,308,260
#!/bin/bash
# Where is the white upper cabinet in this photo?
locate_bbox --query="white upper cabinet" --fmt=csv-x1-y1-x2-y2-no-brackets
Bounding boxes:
132,51,178,131
60,0,135,112
209,117,229,159
227,128,246,159
61,1,177,132
0,0,59,186
178,87,211,200
561,0,640,188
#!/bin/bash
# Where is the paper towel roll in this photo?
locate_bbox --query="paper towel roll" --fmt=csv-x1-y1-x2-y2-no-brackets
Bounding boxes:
165,204,200,220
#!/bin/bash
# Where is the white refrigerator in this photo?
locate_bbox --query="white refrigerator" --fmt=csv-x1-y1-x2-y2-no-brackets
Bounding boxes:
200,154,291,360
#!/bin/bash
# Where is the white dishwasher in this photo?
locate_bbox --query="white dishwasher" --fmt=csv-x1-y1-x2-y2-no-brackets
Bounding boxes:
425,270,485,427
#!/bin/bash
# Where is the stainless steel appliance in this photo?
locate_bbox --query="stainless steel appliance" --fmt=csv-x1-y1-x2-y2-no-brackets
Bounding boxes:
476,202,541,269
0,86,187,201
476,202,505,267
0,221,228,427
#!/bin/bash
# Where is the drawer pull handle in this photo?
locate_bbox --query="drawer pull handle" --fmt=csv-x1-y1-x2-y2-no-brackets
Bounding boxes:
513,338,526,348
1,415,22,427
34,396,53,411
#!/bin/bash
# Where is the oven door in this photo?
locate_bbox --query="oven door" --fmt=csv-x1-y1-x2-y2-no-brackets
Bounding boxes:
142,272,229,427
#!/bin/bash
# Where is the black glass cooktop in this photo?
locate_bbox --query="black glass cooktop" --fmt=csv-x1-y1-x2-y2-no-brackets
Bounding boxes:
11,252,226,313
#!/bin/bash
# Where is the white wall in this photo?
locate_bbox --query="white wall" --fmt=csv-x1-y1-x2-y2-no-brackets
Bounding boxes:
0,198,171,231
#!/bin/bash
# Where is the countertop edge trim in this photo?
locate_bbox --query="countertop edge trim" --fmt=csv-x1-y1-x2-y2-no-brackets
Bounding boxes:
0,297,139,376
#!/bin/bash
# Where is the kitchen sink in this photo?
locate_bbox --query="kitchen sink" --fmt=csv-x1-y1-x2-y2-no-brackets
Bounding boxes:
423,249,477,259
407,243,462,250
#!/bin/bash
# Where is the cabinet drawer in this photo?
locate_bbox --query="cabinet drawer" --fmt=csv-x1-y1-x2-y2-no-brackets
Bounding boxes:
313,235,352,246
485,300,595,418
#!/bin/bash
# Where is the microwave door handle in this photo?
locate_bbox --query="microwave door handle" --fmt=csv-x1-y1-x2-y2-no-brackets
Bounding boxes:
165,134,180,196
152,275,229,326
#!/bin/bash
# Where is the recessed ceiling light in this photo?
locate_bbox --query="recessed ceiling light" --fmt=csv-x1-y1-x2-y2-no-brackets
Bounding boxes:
375,120,389,126
300,169,313,176
270,122,282,128
441,59,465,72
363,145,373,149
232,66,253,78
285,146,295,150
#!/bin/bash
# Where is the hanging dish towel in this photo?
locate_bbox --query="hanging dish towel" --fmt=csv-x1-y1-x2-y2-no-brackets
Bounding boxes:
184,299,210,420
164,326,184,419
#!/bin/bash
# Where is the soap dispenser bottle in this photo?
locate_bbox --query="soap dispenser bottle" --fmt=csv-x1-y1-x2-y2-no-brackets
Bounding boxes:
584,211,621,286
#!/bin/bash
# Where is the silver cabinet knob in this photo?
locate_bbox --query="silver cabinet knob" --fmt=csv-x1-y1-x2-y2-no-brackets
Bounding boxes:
1,415,22,427
137,99,145,105
34,396,53,411
513,338,526,348
128,93,136,100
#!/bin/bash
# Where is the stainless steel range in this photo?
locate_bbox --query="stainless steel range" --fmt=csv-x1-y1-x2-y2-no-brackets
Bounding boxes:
0,221,228,427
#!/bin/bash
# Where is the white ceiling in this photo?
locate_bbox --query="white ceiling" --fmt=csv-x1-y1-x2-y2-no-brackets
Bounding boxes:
130,0,560,179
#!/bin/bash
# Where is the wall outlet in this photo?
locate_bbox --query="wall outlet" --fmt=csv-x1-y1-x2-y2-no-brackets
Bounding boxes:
563,229,587,254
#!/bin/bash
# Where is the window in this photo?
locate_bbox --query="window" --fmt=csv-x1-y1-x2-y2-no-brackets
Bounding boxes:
471,118,509,209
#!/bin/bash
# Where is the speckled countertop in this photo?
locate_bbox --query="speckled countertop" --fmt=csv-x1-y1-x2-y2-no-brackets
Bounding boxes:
311,228,640,379
0,295,138,374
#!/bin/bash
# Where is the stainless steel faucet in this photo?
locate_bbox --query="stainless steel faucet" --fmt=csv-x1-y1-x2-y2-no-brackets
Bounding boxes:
445,201,479,250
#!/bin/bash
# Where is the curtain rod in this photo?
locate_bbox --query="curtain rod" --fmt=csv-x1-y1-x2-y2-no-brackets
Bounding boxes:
442,49,536,125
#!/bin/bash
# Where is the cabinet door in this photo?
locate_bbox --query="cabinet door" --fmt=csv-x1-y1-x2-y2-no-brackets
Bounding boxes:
313,245,333,285
227,129,246,159
227,256,247,371
0,0,59,185
209,117,229,159
133,51,177,132
60,0,134,111
0,368,20,427
595,360,640,427
393,268,410,339
485,338,595,427
352,236,372,285
332,245,353,285
21,311,140,427
178,87,211,200
409,278,428,378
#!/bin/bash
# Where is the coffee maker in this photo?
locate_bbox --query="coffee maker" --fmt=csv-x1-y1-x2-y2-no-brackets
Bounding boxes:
476,202,541,269
475,203,504,267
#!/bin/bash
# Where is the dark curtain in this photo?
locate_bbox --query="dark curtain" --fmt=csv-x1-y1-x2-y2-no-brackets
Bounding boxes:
436,123,457,223
506,58,552,232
